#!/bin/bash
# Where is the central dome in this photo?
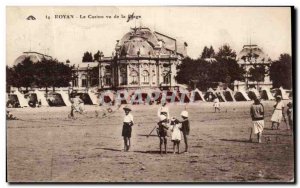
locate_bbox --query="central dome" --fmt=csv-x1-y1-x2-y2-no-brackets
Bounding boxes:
118,27,160,57
120,37,154,56
237,45,269,63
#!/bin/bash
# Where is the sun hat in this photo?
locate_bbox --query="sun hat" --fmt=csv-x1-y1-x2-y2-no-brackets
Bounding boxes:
123,105,132,111
159,114,167,121
181,110,188,118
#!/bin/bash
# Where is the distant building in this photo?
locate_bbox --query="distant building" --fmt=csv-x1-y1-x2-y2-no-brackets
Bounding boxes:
234,44,272,91
72,27,187,90
13,51,52,66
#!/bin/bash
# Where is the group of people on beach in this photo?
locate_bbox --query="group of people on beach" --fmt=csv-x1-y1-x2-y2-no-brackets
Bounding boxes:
120,95,293,153
122,102,190,154
249,95,293,143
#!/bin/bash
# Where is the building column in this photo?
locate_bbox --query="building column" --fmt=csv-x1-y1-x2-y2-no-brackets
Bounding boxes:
98,63,102,88
156,61,160,87
138,63,141,87
127,64,130,87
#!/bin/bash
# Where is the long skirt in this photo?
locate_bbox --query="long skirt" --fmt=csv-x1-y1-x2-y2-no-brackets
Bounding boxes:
122,123,132,138
252,120,264,134
271,110,283,123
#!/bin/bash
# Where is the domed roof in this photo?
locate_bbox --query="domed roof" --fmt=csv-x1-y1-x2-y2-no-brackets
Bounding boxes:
237,45,269,63
120,37,154,56
13,52,52,66
118,27,159,48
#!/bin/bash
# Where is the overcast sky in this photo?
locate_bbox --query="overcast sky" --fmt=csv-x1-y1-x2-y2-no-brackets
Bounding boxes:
7,6,292,66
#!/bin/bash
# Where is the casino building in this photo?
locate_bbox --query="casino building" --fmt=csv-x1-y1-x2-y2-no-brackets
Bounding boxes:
234,44,272,91
72,27,187,90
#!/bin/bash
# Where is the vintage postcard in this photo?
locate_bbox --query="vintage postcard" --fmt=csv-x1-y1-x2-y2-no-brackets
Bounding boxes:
6,6,294,182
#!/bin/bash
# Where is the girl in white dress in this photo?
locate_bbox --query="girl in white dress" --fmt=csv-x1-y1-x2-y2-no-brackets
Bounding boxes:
271,95,285,130
170,118,182,154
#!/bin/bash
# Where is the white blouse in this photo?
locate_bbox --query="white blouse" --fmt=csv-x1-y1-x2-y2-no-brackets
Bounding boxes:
123,113,134,123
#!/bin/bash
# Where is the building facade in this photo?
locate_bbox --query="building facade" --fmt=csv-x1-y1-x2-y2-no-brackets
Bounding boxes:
234,44,272,91
72,27,187,90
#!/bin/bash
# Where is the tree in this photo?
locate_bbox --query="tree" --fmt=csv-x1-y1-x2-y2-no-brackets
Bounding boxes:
34,58,73,92
176,57,212,90
200,46,215,59
248,65,266,88
93,50,104,62
89,66,99,86
216,44,237,60
82,51,93,62
270,53,292,89
213,45,244,87
6,66,17,92
13,57,36,90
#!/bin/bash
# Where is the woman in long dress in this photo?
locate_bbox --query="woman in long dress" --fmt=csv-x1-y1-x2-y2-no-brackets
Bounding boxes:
271,95,285,130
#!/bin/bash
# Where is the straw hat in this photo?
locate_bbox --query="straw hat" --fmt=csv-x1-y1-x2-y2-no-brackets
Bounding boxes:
123,105,132,111
159,114,167,121
181,110,188,118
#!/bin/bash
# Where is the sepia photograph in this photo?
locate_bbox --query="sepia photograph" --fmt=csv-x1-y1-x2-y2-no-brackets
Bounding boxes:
6,6,294,183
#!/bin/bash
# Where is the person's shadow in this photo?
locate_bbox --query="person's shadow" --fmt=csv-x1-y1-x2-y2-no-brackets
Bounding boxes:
133,150,174,154
94,147,122,152
219,138,252,143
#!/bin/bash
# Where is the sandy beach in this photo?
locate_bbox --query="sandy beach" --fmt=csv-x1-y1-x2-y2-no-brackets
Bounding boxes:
7,101,294,182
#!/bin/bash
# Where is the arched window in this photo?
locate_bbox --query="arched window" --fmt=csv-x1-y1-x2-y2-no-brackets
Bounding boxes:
142,70,149,84
130,70,138,85
120,67,127,85
81,74,87,87
162,70,170,84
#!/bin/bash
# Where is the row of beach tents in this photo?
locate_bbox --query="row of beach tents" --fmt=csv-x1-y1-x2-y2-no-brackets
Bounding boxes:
6,86,291,108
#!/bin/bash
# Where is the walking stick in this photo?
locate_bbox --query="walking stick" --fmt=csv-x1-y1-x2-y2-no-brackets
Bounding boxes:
147,125,157,138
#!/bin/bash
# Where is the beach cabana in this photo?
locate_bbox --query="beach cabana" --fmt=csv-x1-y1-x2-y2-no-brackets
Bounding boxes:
190,88,205,102
223,88,236,102
260,87,275,100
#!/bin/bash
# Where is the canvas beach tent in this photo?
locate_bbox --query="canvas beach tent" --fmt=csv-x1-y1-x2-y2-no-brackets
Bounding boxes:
177,90,191,103
164,90,180,103
15,90,29,107
115,89,131,104
260,87,275,100
7,90,28,108
33,89,49,106
151,88,163,104
248,88,260,100
87,90,99,105
25,90,49,107
47,91,66,106
214,87,227,102
234,88,251,101
130,89,153,104
223,88,236,102
190,88,206,102
99,90,115,105
204,88,217,102
57,90,71,106
76,92,93,105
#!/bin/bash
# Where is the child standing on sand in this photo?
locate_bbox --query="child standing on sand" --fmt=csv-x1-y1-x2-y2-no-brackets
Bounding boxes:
122,106,134,152
157,114,169,155
180,110,190,153
170,118,182,154
213,97,221,113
